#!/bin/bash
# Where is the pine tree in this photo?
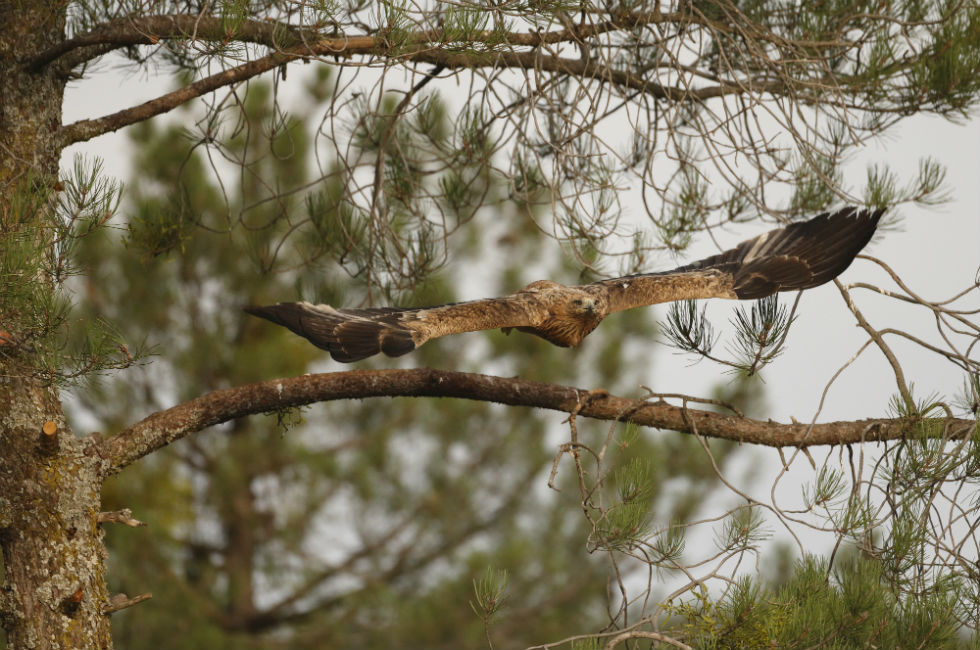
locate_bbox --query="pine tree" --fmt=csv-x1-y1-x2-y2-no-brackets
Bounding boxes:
0,0,977,648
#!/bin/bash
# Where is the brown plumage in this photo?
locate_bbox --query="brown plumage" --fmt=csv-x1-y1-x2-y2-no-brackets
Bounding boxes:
245,207,884,362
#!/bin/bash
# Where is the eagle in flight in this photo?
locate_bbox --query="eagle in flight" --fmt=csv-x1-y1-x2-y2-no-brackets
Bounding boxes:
245,207,883,362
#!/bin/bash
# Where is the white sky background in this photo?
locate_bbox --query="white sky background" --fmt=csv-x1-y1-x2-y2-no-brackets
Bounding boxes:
644,111,980,422
63,43,979,606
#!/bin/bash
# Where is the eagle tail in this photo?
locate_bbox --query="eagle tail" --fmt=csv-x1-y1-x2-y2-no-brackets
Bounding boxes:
681,207,885,299
244,302,418,363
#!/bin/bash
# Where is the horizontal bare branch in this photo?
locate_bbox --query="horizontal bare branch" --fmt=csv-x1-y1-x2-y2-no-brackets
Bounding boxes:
35,14,319,70
53,9,800,145
57,46,300,146
34,11,698,71
99,368,976,476
57,33,785,146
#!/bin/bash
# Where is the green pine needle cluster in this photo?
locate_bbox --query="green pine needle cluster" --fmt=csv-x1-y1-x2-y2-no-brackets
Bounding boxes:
0,156,148,384
665,554,970,649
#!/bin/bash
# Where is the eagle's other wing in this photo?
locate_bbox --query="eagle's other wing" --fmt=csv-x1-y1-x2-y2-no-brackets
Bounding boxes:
586,207,883,313
244,293,548,363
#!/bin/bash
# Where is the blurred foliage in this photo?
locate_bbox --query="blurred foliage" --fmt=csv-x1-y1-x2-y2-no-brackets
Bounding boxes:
69,80,758,649
663,553,971,649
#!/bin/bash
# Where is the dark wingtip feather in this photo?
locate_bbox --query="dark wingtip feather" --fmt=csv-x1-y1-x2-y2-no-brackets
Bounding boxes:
730,207,883,299
243,303,306,331
245,302,418,363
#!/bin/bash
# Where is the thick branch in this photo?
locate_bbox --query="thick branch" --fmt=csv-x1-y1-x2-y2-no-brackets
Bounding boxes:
99,368,976,476
54,10,794,146
35,11,697,71
35,15,321,70
57,46,305,146
58,35,786,146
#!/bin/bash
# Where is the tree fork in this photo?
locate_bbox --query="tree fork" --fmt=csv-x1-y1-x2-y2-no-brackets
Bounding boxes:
0,1,114,647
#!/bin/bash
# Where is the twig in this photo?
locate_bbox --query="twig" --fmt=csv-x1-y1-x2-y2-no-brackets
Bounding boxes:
97,509,146,527
603,630,693,650
103,593,152,615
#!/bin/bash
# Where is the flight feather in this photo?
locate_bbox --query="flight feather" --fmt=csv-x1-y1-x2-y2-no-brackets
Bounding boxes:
245,207,883,362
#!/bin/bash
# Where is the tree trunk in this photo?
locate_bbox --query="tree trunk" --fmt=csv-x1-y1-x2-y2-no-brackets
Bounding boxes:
0,2,113,647
0,384,112,649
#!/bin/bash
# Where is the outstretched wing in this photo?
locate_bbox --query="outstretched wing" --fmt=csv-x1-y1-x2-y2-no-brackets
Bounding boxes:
586,207,884,313
244,295,546,363
247,207,883,362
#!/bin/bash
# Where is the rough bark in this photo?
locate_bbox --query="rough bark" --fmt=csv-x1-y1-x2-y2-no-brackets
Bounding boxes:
0,389,111,649
0,2,114,647
101,368,977,476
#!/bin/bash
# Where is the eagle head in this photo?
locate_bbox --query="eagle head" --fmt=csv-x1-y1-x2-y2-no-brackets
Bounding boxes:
569,295,599,316
516,283,608,347
565,292,605,335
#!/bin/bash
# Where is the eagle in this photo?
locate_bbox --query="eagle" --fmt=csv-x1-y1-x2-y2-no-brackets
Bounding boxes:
245,207,883,363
